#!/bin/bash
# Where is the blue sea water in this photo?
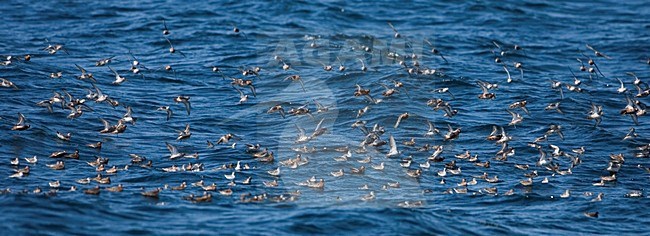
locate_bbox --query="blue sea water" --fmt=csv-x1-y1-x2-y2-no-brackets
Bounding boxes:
0,0,649,235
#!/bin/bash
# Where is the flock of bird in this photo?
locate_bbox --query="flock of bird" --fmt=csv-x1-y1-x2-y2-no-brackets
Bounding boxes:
1,19,650,218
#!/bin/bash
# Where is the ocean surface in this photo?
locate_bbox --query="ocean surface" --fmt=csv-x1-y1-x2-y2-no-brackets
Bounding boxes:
1,0,649,235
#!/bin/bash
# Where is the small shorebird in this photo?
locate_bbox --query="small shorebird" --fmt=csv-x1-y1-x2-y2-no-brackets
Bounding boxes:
174,96,191,115
164,37,186,57
166,142,186,159
11,113,30,131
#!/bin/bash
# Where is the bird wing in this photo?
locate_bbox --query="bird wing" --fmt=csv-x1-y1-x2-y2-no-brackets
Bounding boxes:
60,90,73,101
295,124,306,136
298,78,306,92
506,109,516,119
92,83,104,97
585,44,597,53
278,108,285,119
427,120,435,132
631,114,639,125
539,148,547,159
128,50,139,61
182,100,191,115
394,115,403,129
75,64,87,74
617,77,625,88
313,99,324,109
590,102,597,113
165,37,174,48
315,118,325,131
166,142,178,155
477,81,489,94
233,86,244,97
387,22,398,33
17,113,25,125
166,109,173,121
359,126,369,135
100,118,110,129
626,72,638,80
108,66,118,76
389,135,397,154
248,85,256,97
503,66,511,80
424,38,433,47
490,125,498,135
